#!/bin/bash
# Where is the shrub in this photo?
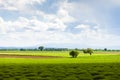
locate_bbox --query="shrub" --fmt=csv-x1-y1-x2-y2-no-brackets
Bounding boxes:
83,49,88,53
69,50,79,58
83,48,93,55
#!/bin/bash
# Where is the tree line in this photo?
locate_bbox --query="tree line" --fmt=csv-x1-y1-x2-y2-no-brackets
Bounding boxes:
0,46,120,52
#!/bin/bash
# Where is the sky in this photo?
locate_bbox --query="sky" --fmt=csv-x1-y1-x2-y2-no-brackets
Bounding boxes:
0,0,120,49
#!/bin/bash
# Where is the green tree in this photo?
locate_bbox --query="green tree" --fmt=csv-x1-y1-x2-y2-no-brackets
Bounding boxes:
83,49,88,53
38,46,44,51
104,48,107,51
83,48,93,55
87,48,93,55
69,50,79,58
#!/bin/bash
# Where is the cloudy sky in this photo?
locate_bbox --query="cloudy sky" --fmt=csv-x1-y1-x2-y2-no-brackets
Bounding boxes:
0,0,120,49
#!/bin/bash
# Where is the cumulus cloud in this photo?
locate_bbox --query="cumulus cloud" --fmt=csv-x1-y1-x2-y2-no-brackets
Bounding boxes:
0,15,67,46
75,24,90,29
0,0,45,11
1,14,120,48
57,1,76,23
0,0,120,48
0,16,67,33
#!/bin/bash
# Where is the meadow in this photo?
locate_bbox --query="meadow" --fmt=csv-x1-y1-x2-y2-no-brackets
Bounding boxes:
0,51,120,80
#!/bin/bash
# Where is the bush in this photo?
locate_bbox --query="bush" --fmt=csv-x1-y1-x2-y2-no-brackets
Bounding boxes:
69,50,79,58
83,49,88,53
83,48,93,55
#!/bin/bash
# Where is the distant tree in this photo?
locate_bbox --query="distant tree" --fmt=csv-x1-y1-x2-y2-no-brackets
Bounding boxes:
38,46,44,51
75,48,78,50
104,48,107,51
20,48,25,51
69,50,79,58
83,48,93,55
87,48,93,55
83,49,88,53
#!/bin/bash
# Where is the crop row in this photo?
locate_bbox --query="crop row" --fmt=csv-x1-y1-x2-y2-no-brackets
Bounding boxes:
0,63,120,80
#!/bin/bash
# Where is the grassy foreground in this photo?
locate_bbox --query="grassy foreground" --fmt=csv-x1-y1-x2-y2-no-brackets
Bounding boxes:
0,63,120,80
0,51,120,80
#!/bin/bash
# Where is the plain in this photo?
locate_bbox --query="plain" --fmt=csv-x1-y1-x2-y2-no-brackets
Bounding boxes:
0,51,120,80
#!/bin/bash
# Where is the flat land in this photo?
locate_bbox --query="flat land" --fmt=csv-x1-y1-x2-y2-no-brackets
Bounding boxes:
0,51,120,80
0,54,63,59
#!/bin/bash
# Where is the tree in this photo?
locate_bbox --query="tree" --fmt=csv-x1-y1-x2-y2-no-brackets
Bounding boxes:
69,50,79,58
83,49,88,53
83,48,93,55
20,48,25,51
87,48,93,55
38,46,44,51
104,48,107,51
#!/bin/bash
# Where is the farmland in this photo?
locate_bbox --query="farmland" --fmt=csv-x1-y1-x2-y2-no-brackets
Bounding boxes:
0,51,120,80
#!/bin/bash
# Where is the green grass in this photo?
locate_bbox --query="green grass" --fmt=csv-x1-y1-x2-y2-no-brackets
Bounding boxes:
0,54,120,64
0,51,69,57
0,50,119,56
0,51,120,64
0,51,120,80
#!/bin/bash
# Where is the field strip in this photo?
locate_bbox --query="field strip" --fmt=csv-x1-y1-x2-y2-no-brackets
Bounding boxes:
0,54,63,59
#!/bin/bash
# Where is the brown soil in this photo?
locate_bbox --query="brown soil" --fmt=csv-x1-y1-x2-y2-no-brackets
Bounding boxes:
0,54,63,59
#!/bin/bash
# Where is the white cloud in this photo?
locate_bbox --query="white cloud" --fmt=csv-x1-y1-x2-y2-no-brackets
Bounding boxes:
0,16,68,46
0,0,45,11
36,5,76,25
0,15,120,48
0,16,67,33
75,24,90,29
62,1,95,22
0,0,120,48
57,1,76,23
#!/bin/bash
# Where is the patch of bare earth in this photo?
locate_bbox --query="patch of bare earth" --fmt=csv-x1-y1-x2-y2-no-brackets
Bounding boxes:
0,54,63,59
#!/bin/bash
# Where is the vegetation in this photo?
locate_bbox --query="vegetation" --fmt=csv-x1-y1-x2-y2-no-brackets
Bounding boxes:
104,48,107,51
0,51,120,80
83,48,94,55
0,63,120,80
0,51,120,64
38,46,44,51
1,48,120,52
69,50,79,58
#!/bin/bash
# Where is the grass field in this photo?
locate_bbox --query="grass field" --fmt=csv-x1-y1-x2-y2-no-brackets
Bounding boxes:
0,51,120,64
0,51,120,80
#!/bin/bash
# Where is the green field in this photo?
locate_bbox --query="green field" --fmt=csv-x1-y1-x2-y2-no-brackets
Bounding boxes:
0,51,120,64
0,51,120,80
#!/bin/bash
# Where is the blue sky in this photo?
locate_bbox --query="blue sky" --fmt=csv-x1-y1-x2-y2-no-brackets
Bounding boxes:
0,0,120,49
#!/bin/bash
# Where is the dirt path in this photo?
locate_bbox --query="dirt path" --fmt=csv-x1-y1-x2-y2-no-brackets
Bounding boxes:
0,54,63,59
